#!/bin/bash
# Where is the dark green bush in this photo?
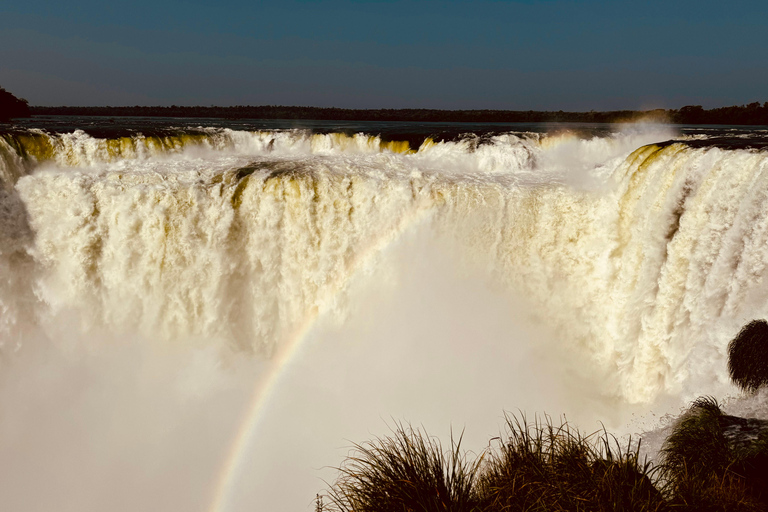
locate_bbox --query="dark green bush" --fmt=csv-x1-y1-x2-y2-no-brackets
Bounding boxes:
728,320,768,392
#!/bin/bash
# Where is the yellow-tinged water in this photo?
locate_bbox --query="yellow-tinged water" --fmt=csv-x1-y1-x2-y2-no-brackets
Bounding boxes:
3,124,768,511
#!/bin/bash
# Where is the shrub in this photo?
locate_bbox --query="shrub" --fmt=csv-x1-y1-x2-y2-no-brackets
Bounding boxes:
474,414,666,512
661,397,730,478
324,423,482,512
728,319,768,392
660,396,767,511
321,404,768,512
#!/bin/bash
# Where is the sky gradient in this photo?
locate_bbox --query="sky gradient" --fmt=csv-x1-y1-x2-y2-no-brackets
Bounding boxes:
1,0,767,110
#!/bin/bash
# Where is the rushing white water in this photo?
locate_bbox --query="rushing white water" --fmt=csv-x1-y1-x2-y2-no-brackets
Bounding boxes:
1,123,768,511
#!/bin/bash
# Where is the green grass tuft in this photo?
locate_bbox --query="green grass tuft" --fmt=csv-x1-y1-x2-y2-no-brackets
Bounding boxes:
475,414,667,512
320,404,768,511
323,422,482,512
661,396,730,479
321,415,667,512
660,396,768,511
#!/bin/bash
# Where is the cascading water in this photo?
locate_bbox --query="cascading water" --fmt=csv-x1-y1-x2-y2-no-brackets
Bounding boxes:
1,119,767,511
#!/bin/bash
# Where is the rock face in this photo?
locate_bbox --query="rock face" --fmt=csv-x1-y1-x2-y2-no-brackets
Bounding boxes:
720,414,768,454
720,414,768,496
0,87,30,121
728,319,768,392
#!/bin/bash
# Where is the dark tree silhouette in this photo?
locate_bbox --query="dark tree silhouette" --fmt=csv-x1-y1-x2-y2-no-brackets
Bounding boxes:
19,100,768,125
0,87,30,121
728,320,768,392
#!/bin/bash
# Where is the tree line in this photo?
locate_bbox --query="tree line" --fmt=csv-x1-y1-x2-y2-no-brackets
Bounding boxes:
26,103,768,125
3,84,768,124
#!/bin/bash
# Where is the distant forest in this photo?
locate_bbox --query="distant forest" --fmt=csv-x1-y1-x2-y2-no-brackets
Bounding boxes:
25,102,768,125
2,83,768,124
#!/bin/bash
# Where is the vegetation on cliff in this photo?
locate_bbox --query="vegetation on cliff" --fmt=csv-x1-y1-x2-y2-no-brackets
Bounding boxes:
661,397,768,511
319,320,768,511
319,405,768,512
0,87,30,121
323,417,668,512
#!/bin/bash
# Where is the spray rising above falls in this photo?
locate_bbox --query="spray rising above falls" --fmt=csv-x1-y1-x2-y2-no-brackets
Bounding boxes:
1,124,768,408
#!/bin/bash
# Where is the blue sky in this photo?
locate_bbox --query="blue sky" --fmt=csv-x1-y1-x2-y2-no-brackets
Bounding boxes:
1,0,767,109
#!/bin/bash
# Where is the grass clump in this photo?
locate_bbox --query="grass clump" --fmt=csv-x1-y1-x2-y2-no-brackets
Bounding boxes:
320,401,768,511
475,414,666,512
322,416,666,512
660,396,768,511
728,319,768,392
324,423,482,512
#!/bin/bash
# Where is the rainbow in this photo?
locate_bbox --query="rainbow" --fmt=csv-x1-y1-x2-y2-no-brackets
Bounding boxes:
207,313,320,512
207,201,435,512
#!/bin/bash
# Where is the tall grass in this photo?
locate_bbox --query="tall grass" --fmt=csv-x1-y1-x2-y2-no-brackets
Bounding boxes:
660,397,730,480
324,423,482,512
321,416,667,512
320,398,768,511
475,414,666,512
660,396,768,511
318,317,768,510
